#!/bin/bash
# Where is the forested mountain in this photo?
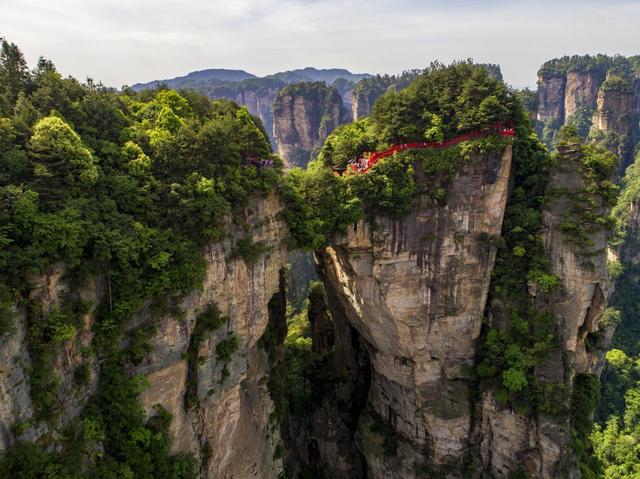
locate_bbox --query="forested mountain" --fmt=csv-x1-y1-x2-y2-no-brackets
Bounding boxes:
131,69,258,91
0,36,284,478
1,33,640,479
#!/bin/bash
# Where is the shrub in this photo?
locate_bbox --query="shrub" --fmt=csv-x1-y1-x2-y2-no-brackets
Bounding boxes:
216,334,240,363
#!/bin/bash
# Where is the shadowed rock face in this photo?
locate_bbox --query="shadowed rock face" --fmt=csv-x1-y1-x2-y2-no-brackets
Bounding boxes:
317,146,514,478
273,83,348,168
233,86,282,145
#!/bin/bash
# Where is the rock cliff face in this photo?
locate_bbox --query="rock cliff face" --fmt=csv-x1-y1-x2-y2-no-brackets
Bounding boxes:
0,193,289,478
479,141,614,479
316,146,515,477
537,74,567,125
0,267,102,449
564,71,601,120
273,82,348,167
592,75,635,137
535,57,640,169
351,89,376,121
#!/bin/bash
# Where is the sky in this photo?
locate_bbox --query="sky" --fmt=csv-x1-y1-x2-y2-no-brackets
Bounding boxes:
2,0,640,89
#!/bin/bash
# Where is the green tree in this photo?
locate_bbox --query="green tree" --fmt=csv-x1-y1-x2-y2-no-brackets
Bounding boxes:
28,116,97,204
0,37,30,114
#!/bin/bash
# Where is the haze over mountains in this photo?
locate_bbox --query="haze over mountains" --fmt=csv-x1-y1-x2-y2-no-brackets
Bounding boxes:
131,67,372,92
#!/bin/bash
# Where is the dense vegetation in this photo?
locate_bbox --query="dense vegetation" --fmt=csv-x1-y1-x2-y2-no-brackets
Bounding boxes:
351,63,502,120
0,36,280,477
592,149,640,478
538,54,640,79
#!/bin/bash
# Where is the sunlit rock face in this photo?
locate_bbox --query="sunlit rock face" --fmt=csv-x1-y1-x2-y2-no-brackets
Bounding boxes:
273,84,347,168
318,146,516,478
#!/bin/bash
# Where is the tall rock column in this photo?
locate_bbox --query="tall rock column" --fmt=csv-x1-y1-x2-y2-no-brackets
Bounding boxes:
537,73,567,125
318,145,513,478
273,82,347,168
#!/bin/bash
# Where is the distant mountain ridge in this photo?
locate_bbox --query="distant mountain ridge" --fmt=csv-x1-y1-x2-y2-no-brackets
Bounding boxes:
131,67,373,152
132,67,371,91
131,68,257,91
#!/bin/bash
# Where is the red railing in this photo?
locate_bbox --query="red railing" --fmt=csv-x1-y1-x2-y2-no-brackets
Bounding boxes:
334,122,515,175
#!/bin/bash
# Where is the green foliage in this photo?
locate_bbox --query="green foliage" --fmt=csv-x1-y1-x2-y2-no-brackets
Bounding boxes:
550,126,619,251
367,61,512,145
29,116,98,204
230,236,271,264
607,259,624,279
600,75,634,95
0,37,29,115
281,161,363,250
571,374,602,478
215,334,240,362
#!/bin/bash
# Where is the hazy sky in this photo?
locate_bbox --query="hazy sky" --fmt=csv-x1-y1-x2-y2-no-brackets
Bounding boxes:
2,0,639,89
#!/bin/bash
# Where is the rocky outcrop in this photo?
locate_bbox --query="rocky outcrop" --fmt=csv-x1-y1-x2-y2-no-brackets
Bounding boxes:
273,82,347,167
477,141,614,479
317,145,514,478
564,71,601,120
352,89,376,121
0,193,290,479
132,192,289,478
535,57,640,169
543,145,611,372
537,74,566,124
595,86,635,135
0,267,102,449
307,131,616,478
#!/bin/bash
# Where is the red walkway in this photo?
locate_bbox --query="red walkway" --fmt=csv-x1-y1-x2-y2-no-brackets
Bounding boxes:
334,122,515,175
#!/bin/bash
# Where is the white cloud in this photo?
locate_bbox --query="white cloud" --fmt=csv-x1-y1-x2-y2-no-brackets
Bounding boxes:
1,0,639,88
